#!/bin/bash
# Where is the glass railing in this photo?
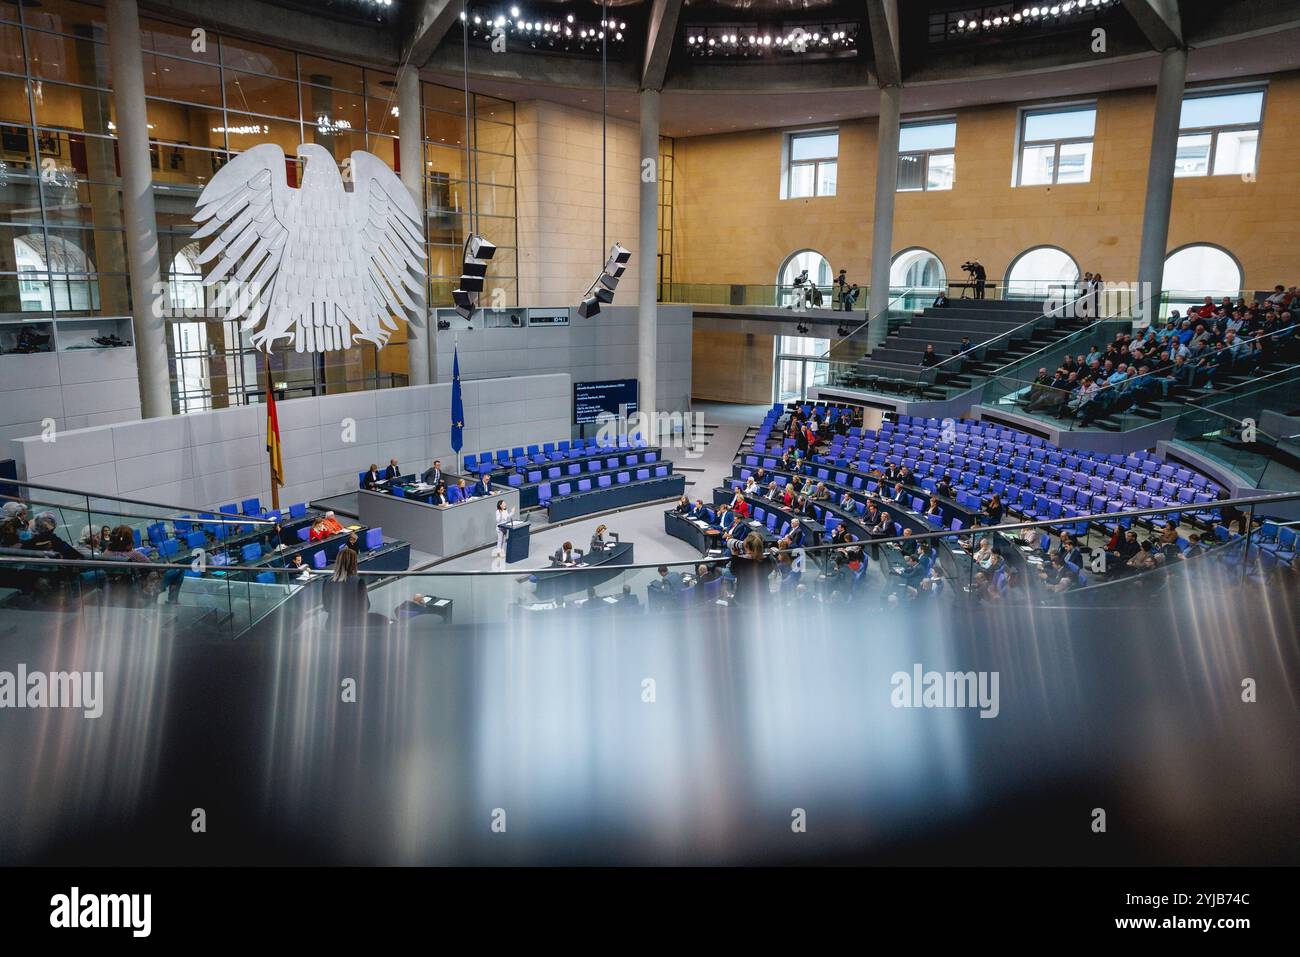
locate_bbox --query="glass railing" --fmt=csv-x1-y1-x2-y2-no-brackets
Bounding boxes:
825,292,1094,401
1,478,288,639
5,489,1296,637
982,323,1299,434
1169,366,1300,488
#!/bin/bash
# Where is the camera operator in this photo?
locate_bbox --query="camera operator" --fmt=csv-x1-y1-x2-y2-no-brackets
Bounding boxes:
962,260,987,299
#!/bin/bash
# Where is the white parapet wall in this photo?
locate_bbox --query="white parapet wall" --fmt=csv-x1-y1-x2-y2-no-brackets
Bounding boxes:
9,373,572,510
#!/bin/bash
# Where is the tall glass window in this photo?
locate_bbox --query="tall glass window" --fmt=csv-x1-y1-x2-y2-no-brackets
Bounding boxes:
898,119,955,191
422,84,518,312
1174,88,1263,178
2,5,519,410
785,130,838,198
1017,105,1096,186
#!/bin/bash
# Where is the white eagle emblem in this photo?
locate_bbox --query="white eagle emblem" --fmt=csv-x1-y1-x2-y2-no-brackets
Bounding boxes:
190,143,426,353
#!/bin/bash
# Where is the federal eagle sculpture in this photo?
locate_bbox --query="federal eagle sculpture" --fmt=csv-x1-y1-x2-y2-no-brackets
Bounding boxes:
190,143,426,353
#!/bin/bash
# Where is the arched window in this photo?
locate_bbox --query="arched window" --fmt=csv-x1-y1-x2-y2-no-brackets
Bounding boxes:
1161,244,1243,321
168,242,205,313
890,247,946,293
12,232,98,311
778,249,832,289
1162,244,1242,300
1005,245,1080,300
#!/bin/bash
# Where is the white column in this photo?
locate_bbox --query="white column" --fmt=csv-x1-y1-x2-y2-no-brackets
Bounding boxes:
867,85,901,349
637,89,660,439
1136,47,1187,327
106,0,172,418
397,62,431,385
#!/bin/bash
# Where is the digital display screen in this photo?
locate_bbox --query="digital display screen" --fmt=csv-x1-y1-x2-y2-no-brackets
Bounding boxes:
574,379,638,424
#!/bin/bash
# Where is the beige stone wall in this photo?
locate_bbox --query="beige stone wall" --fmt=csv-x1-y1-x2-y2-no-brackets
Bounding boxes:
516,100,641,308
670,72,1300,295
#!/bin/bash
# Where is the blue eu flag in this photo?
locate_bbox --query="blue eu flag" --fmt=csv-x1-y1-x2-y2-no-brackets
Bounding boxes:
450,346,465,454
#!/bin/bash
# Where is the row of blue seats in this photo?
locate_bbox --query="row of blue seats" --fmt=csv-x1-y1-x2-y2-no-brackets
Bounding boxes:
536,466,671,505
464,435,651,473
140,501,310,551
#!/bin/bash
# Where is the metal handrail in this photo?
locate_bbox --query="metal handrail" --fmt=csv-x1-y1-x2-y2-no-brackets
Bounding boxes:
5,489,1295,578
917,291,1092,377
993,322,1300,406
983,316,1126,379
820,286,914,358
2,476,278,526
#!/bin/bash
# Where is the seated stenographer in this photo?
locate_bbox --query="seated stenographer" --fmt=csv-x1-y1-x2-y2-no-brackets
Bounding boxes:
551,540,583,566
362,463,384,490
589,524,613,552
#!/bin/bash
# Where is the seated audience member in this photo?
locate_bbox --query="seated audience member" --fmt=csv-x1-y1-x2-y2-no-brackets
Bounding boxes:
979,494,1004,526
695,563,721,585
766,480,782,502
321,511,345,535
673,494,692,514
619,584,640,606
362,463,384,490
395,593,439,618
935,475,954,500
288,553,313,580
309,517,331,542
920,344,941,368
422,460,443,486
23,512,81,561
897,553,925,592
839,489,856,511
1107,528,1141,569
552,540,581,566
0,519,22,548
1184,533,1205,558
431,483,450,506
384,458,401,480
896,527,917,557
1040,552,1080,593
475,472,493,496
779,518,807,550
925,495,943,518
102,525,150,564
651,564,686,592
812,482,831,502
1128,539,1161,572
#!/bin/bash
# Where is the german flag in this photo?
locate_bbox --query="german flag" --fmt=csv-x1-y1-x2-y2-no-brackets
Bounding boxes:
265,357,284,489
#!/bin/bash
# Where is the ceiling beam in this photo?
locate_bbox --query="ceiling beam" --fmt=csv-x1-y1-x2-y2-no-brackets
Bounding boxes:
865,0,902,86
642,0,683,91
402,0,462,68
1121,0,1183,50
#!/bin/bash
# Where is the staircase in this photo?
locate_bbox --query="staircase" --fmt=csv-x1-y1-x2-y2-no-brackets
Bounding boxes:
831,298,1093,401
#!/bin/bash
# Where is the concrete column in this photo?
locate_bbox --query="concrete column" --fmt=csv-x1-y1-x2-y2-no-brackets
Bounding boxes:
1136,46,1187,328
106,0,172,418
867,84,901,349
397,62,431,385
637,89,660,438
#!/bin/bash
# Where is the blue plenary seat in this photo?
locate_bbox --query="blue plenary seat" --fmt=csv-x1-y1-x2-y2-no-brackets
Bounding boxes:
364,527,383,550
241,497,261,515
289,502,307,519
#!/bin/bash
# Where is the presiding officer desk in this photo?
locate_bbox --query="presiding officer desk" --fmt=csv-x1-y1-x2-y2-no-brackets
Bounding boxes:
357,485,521,559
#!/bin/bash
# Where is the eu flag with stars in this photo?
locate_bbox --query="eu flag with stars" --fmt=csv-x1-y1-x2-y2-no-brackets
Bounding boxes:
450,345,465,454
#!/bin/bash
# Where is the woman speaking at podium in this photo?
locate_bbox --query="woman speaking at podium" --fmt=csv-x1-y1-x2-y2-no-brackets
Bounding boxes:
495,499,515,555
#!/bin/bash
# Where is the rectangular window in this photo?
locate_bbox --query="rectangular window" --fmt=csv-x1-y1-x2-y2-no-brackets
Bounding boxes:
1017,105,1096,186
1175,89,1263,178
786,130,838,198
898,119,956,191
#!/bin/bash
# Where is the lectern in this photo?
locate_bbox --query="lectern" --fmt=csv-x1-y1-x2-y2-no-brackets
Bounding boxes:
503,520,531,564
